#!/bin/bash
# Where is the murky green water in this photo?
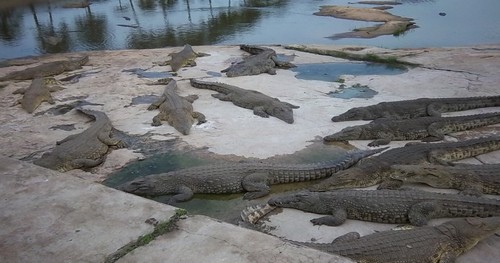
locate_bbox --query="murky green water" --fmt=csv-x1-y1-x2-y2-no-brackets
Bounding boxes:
1,0,500,60
104,140,351,222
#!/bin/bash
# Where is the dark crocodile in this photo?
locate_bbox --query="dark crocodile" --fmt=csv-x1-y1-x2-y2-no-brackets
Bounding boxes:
297,217,500,263
33,108,126,172
147,78,206,135
387,163,500,195
331,95,500,122
0,55,89,81
190,78,299,124
12,77,64,113
268,189,500,226
310,136,500,191
156,44,209,72
116,147,386,203
324,112,500,146
221,45,295,77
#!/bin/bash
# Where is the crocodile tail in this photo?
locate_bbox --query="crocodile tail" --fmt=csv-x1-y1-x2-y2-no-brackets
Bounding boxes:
351,146,388,162
189,78,232,94
76,107,108,121
240,204,276,224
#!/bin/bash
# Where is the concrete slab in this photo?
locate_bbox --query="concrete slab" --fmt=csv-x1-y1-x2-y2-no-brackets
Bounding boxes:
118,215,352,263
0,157,178,262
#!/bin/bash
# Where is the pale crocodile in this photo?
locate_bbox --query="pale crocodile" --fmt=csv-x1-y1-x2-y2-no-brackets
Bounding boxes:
297,217,500,263
387,163,500,195
268,189,500,226
331,95,500,122
12,77,64,113
189,78,299,124
324,112,500,146
0,55,89,81
221,45,295,77
156,44,209,72
117,147,386,203
147,78,206,135
34,108,126,172
310,136,500,191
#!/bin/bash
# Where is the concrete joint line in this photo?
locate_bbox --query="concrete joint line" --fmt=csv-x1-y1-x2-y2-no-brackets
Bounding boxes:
104,208,187,263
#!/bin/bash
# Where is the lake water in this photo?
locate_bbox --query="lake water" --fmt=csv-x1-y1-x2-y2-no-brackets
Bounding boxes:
1,0,499,60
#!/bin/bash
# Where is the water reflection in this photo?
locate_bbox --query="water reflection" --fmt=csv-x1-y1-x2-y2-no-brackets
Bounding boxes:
0,0,499,60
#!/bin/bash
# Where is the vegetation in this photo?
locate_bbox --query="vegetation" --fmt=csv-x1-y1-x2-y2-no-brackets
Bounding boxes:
104,209,187,263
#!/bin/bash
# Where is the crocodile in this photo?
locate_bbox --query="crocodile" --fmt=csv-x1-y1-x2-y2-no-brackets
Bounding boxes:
156,44,209,72
310,135,500,191
268,189,500,226
330,95,500,122
33,108,126,172
221,45,295,77
296,217,500,263
190,78,299,124
0,55,89,81
386,163,500,195
116,147,386,203
324,112,500,146
12,77,64,113
147,78,206,135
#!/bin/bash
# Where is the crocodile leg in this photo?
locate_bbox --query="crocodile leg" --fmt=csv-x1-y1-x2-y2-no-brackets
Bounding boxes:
192,112,206,124
426,103,444,117
242,172,271,199
148,95,166,110
331,232,361,244
71,157,105,169
423,122,446,142
12,87,27,94
253,106,270,118
211,93,232,101
310,208,348,226
184,94,199,103
97,131,126,148
168,185,194,204
408,201,440,226
152,112,169,126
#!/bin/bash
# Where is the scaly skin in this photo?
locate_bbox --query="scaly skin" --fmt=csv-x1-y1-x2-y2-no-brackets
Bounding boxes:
268,189,500,226
388,163,500,195
190,78,299,124
147,78,206,135
34,108,126,172
310,136,500,191
13,77,64,113
157,44,209,72
117,147,386,203
331,96,500,122
324,112,500,146
298,217,500,263
0,55,88,81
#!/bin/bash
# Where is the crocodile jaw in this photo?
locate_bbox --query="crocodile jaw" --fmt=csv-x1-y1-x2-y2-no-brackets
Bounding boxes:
268,192,319,212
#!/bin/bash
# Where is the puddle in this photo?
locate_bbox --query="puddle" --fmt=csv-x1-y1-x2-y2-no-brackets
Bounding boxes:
328,83,379,99
122,68,172,78
206,71,223,77
126,94,159,107
104,140,351,223
292,62,406,82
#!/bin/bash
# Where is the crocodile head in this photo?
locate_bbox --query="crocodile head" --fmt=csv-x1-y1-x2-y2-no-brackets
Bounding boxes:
446,217,500,250
168,111,194,135
331,108,375,122
268,104,295,124
323,126,363,142
389,164,448,187
117,176,173,196
268,191,324,213
308,167,381,191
